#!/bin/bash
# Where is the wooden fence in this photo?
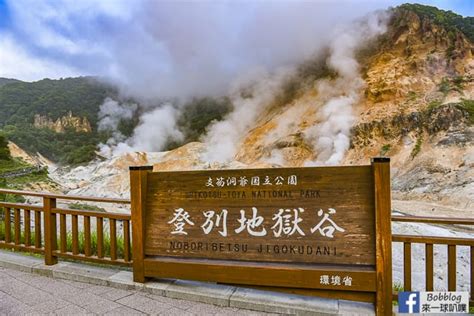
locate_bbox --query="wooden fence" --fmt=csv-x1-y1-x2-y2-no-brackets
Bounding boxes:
0,189,132,267
0,189,473,303
392,215,474,304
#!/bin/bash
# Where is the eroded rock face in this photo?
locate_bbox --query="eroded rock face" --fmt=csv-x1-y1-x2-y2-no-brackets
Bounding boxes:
34,111,92,133
228,8,474,209
351,103,470,147
7,141,50,166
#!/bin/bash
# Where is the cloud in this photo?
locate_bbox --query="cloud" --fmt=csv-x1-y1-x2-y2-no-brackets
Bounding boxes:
3,0,395,98
0,34,80,81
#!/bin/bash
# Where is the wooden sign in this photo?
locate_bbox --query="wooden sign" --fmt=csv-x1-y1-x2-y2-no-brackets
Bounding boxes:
130,158,392,315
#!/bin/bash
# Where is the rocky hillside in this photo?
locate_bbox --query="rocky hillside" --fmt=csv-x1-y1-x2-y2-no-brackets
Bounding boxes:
187,4,471,209
349,4,474,209
184,5,469,209
38,4,474,212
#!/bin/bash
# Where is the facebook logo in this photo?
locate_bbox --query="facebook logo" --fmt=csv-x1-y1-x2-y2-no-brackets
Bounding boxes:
399,291,420,313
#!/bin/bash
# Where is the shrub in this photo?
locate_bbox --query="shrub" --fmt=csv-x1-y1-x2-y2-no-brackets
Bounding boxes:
438,78,451,95
0,215,126,259
407,91,418,101
460,99,474,125
427,100,442,111
380,144,391,156
0,134,11,161
69,203,106,212
410,135,423,159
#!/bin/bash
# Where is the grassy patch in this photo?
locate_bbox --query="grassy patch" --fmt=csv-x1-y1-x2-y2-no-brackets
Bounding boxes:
69,203,106,212
438,78,451,95
0,221,36,245
407,91,418,101
0,157,29,174
393,282,404,292
438,76,470,95
380,144,391,156
0,221,6,241
452,76,467,90
0,216,126,258
427,100,442,111
3,169,50,189
0,155,51,191
459,99,474,125
0,192,26,203
65,230,125,258
411,135,423,159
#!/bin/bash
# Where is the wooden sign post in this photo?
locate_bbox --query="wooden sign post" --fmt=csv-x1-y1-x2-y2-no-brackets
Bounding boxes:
130,158,392,315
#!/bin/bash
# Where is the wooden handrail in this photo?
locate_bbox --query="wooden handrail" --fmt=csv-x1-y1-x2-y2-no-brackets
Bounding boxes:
0,190,133,267
0,202,43,211
392,234,474,246
3,187,474,292
392,215,474,225
392,219,474,303
0,189,130,204
52,208,131,220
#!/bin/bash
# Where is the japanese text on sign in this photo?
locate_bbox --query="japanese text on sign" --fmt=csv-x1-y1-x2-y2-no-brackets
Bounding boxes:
206,175,298,187
168,207,344,238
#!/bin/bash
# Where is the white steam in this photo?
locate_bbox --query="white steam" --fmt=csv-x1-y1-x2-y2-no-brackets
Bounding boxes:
304,12,388,166
201,68,294,163
201,11,388,166
97,98,138,157
100,103,183,157
98,98,137,132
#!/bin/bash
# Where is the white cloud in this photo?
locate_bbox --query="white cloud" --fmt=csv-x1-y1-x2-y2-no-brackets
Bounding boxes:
3,0,395,97
0,33,80,81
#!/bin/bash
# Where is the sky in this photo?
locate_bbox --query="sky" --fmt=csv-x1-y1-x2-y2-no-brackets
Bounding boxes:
0,0,472,97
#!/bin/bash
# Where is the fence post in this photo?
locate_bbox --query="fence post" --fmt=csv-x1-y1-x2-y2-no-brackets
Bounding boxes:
372,157,392,316
43,196,58,265
130,166,153,282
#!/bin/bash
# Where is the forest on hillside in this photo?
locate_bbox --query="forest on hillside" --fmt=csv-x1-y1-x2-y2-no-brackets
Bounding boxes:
0,76,232,165
400,3,474,42
0,77,115,164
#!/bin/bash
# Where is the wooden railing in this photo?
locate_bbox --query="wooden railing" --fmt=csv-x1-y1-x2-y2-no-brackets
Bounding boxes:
1,188,473,298
0,201,44,255
0,189,132,267
392,215,474,302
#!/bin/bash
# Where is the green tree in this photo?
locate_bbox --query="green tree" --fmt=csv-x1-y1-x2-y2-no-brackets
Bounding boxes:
0,134,11,161
398,4,474,42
